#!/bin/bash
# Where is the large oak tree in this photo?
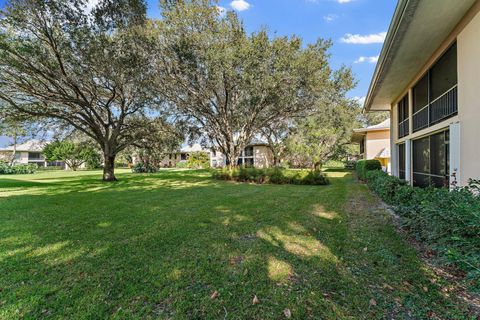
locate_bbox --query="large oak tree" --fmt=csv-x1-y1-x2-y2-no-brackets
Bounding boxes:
0,0,165,181
155,0,354,166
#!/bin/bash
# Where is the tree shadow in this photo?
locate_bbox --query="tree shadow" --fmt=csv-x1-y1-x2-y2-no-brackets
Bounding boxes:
0,171,468,319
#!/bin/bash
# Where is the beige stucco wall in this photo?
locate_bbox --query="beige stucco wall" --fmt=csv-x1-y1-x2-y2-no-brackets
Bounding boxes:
457,9,480,185
253,146,273,168
0,151,30,164
160,153,183,167
365,130,390,160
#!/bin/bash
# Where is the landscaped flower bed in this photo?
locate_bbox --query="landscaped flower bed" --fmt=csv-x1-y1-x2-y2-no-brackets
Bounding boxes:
365,170,480,292
212,167,329,185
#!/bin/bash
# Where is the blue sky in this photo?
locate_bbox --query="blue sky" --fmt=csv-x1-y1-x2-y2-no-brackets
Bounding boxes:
146,0,397,102
0,0,396,147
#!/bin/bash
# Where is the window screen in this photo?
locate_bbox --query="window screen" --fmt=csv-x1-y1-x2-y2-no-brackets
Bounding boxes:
413,137,430,174
430,43,457,101
412,130,449,188
413,74,429,113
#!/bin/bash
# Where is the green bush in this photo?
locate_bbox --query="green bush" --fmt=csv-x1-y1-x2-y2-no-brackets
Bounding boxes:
131,163,158,173
356,159,382,180
175,161,189,169
212,167,329,186
0,161,37,174
365,171,480,291
186,152,210,169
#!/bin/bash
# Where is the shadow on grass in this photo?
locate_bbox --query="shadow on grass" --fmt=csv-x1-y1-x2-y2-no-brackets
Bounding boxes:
0,171,467,319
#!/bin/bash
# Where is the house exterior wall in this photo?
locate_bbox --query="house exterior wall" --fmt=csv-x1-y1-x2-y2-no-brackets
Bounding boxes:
210,146,273,168
457,9,480,185
389,5,480,187
0,151,34,164
365,130,390,160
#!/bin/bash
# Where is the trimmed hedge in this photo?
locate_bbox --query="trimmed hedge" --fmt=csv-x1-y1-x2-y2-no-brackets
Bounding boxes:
365,170,480,291
131,163,158,173
0,161,38,174
356,159,381,180
213,167,329,185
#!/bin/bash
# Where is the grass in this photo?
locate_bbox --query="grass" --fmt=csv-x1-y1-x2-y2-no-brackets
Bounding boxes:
0,168,472,319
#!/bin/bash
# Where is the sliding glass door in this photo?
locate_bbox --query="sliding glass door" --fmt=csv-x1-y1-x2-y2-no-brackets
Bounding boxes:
412,130,449,188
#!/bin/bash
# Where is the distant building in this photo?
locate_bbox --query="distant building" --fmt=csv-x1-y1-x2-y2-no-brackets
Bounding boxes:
160,144,209,168
351,119,391,173
0,140,56,167
210,139,273,168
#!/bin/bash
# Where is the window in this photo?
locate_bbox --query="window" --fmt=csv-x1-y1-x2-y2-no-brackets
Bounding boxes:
28,152,42,160
412,130,449,188
398,143,406,180
359,138,365,155
181,153,187,161
412,43,457,132
237,146,255,167
397,94,409,138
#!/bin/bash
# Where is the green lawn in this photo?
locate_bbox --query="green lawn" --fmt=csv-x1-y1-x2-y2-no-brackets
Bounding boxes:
0,169,471,319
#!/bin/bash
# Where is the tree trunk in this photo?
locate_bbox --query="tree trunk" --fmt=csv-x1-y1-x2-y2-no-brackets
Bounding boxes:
10,131,17,166
313,161,322,171
103,154,117,181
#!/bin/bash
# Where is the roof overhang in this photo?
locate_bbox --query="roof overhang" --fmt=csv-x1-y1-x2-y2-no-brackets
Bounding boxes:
364,0,478,112
351,131,366,143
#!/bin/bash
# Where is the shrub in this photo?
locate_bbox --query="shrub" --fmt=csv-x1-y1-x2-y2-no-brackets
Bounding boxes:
356,159,381,180
131,163,158,173
186,152,210,169
365,171,480,291
212,167,329,186
0,161,37,174
175,161,189,169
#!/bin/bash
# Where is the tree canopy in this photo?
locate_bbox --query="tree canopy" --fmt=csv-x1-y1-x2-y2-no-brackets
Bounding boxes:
154,0,355,166
0,0,170,181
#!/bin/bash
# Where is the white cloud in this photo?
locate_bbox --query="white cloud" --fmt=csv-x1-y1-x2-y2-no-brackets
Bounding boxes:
323,14,338,22
340,32,387,44
353,96,366,105
230,0,251,11
354,55,379,64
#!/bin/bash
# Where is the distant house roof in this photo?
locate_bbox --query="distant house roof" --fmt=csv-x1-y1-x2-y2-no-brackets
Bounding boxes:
180,144,206,153
0,139,46,152
354,119,390,134
351,119,390,143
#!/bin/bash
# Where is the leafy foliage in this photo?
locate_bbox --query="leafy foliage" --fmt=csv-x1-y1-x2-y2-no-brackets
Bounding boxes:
0,0,170,181
43,141,97,171
355,159,381,180
155,0,355,165
212,167,329,185
0,161,37,174
285,101,359,169
365,170,480,291
131,162,158,173
186,152,210,169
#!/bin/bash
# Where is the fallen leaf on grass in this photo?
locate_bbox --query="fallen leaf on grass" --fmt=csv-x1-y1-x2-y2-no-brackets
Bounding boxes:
369,298,377,307
283,308,291,318
422,286,429,293
363,247,368,252
210,291,218,299
252,295,260,305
